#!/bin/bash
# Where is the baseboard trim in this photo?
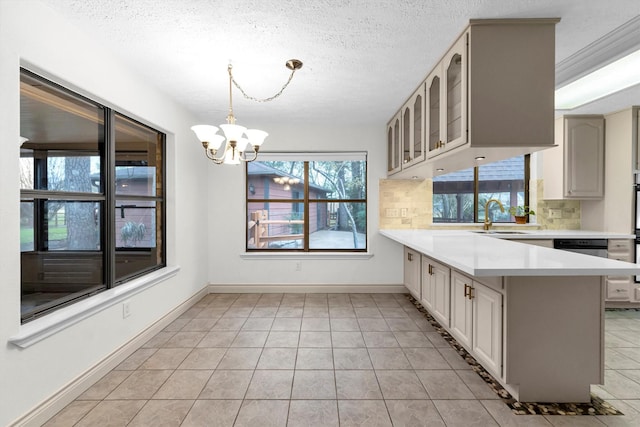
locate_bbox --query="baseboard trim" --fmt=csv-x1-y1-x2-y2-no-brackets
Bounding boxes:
207,283,407,293
10,286,209,427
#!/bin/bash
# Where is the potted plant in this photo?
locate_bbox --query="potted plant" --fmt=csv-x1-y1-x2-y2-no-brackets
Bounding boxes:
508,206,536,224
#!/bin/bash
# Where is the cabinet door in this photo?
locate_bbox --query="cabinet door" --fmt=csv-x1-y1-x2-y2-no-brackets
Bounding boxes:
404,247,421,300
431,261,451,328
606,279,630,301
401,87,426,168
564,116,604,198
387,111,402,175
472,281,502,377
450,271,473,348
442,33,468,152
425,68,442,158
420,257,434,311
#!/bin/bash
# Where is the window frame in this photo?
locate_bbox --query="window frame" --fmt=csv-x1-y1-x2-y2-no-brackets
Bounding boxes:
432,154,530,224
245,153,368,253
19,68,166,323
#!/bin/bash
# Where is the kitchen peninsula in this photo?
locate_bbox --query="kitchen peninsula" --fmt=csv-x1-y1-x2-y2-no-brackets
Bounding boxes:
381,229,640,403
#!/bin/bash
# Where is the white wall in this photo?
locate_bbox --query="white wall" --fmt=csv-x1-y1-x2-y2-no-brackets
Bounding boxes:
207,122,403,288
0,1,209,425
581,108,636,232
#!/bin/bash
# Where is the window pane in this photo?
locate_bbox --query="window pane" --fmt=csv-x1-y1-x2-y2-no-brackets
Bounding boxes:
309,160,366,200
20,72,104,193
19,154,34,190
309,202,366,250
432,167,474,223
115,201,157,248
247,203,305,249
21,200,104,321
44,201,101,250
478,156,525,222
247,161,304,200
20,201,34,251
115,114,162,197
115,201,163,282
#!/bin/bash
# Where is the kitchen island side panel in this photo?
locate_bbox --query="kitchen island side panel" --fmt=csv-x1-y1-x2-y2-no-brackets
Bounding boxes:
504,276,604,403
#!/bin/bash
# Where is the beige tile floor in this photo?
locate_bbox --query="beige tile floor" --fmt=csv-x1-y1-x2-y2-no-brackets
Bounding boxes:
43,293,640,426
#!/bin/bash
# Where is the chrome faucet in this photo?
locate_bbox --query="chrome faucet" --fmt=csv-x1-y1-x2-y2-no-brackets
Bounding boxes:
483,198,505,231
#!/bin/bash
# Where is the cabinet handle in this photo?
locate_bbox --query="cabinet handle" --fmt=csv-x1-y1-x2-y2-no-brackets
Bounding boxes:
469,286,475,300
464,284,470,298
428,264,433,275
408,252,413,262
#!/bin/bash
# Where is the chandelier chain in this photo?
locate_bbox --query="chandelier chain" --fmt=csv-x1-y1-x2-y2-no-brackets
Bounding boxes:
230,69,298,103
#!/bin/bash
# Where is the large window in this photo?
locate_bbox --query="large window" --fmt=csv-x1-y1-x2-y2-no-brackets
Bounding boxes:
19,69,165,322
246,154,367,252
432,155,529,223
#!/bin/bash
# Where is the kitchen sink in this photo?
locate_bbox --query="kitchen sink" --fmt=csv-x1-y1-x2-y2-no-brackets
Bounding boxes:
472,230,528,234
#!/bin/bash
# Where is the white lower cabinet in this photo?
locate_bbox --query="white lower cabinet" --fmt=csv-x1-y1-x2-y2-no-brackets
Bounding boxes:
606,239,634,303
421,256,450,328
403,247,421,300
450,271,503,377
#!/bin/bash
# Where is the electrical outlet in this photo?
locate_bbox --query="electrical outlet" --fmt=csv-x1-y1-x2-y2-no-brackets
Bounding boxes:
549,208,562,219
385,208,399,218
400,208,408,217
123,301,131,318
295,261,302,272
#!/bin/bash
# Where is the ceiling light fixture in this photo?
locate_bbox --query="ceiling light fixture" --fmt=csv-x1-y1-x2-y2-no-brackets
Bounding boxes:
192,59,303,165
555,48,640,110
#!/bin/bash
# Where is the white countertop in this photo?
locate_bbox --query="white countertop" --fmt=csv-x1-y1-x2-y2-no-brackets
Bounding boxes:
426,227,635,240
380,229,640,277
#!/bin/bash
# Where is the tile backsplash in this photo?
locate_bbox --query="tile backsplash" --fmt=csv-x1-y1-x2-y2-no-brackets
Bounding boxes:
533,180,581,229
379,178,581,230
379,179,432,229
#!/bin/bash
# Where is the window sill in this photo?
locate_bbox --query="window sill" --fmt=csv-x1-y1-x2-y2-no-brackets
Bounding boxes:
8,265,180,348
240,252,373,260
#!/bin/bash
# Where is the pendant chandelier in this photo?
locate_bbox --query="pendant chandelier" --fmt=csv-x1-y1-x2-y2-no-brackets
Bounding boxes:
191,59,303,165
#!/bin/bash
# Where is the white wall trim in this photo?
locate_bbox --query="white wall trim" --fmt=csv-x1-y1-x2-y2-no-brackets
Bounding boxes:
8,285,208,427
207,283,406,293
9,266,181,348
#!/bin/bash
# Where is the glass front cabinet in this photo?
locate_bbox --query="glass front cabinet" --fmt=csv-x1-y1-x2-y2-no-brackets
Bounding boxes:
387,111,402,175
402,84,426,168
388,83,426,176
428,32,468,159
386,19,558,178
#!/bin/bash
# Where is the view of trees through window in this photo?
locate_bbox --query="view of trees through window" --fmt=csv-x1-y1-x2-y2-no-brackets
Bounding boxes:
432,156,528,223
246,157,367,251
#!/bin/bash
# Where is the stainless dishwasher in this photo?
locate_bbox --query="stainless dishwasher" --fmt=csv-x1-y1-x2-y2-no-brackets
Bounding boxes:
553,239,608,258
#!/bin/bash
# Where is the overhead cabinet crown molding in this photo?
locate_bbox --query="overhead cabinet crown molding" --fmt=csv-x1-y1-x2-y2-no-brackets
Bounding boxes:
387,18,560,179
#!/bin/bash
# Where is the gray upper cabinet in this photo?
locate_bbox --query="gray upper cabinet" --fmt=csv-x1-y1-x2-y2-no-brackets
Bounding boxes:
428,34,468,159
386,111,402,175
402,86,426,168
543,115,605,199
387,18,559,179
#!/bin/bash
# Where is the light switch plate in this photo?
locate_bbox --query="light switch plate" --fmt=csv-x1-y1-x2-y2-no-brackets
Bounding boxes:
549,208,562,219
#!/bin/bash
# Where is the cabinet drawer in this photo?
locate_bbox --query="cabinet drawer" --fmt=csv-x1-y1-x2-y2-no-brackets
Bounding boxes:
608,239,633,252
607,281,630,300
608,253,634,262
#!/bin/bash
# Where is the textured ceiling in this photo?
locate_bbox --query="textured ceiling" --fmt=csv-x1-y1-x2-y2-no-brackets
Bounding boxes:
39,0,640,126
